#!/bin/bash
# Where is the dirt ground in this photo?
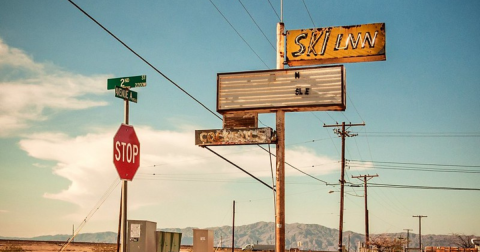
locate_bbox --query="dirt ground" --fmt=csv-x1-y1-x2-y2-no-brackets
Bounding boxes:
0,240,244,252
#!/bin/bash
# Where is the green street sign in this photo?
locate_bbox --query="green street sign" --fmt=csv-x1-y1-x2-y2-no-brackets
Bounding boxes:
107,75,146,90
115,86,138,103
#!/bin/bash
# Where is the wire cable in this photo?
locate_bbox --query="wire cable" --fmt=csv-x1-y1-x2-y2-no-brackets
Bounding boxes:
204,146,275,191
208,0,270,69
267,0,281,21
302,0,316,27
68,0,221,121
238,0,276,51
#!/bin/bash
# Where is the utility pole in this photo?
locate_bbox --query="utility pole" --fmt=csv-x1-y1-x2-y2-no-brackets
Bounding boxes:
413,215,427,251
404,229,412,251
324,122,365,252
232,201,235,252
275,20,286,252
352,174,378,247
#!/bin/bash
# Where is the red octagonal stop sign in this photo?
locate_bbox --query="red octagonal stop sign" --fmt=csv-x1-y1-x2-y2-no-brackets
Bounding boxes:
113,124,140,181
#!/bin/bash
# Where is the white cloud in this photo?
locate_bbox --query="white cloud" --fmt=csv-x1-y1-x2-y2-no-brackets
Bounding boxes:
18,126,339,223
0,37,110,137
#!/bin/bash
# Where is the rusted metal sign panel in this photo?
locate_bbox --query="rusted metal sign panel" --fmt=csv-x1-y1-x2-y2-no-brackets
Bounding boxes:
217,65,345,114
223,112,258,129
195,127,275,146
286,23,385,66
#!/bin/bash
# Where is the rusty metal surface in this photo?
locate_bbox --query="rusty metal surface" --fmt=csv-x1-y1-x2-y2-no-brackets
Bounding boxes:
195,127,275,146
286,23,385,66
222,112,258,129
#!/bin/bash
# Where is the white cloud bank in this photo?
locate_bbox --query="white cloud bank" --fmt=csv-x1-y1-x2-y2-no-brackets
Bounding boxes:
18,126,343,223
0,37,110,137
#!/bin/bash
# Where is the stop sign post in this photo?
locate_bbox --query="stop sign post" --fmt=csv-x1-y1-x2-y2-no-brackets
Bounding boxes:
113,124,140,181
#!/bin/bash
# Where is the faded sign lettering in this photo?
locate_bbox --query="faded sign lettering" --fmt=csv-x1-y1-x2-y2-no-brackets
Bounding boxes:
195,128,275,146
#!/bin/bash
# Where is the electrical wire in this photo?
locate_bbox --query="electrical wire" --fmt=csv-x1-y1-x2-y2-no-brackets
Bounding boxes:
204,146,275,191
238,0,276,51
59,177,120,252
208,0,270,69
267,0,281,21
68,0,221,121
301,0,316,27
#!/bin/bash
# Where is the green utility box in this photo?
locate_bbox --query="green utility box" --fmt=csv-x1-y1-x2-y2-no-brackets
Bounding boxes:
156,231,182,252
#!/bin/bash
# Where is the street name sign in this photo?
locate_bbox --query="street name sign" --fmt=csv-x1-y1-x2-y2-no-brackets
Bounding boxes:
115,86,138,103
113,124,140,181
286,23,385,66
107,75,146,90
195,127,274,146
217,65,346,114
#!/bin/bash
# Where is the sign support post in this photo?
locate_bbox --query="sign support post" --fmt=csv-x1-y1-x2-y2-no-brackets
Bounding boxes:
275,22,286,252
108,75,145,252
121,97,129,252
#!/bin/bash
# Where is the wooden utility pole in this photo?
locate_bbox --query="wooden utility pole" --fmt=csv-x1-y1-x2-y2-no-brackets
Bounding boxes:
324,122,364,252
413,215,427,251
352,174,378,247
232,201,235,252
275,22,286,252
404,228,412,250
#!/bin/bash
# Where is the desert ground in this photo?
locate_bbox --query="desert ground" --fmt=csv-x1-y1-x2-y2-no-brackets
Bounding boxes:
0,240,245,252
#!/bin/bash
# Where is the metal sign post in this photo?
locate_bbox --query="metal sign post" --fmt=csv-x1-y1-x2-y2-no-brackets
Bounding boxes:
108,75,146,252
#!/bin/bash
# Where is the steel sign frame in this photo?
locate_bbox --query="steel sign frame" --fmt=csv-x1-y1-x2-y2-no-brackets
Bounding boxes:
217,65,346,114
286,23,385,66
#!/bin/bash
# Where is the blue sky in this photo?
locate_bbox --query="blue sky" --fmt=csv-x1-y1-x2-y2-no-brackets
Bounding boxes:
0,0,479,240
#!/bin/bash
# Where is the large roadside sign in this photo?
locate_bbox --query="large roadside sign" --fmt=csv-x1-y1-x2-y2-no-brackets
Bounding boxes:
286,23,385,66
217,65,346,114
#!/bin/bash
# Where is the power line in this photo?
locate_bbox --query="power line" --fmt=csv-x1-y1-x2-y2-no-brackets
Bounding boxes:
238,0,276,51
208,0,270,68
204,146,275,191
349,159,480,169
67,0,221,121
267,0,281,21
301,0,316,27
368,183,480,191
357,132,480,137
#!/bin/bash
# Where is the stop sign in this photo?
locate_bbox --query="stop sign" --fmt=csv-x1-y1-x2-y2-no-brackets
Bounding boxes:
113,124,140,181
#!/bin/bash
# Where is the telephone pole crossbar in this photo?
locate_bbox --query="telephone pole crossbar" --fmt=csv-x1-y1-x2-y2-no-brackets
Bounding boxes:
324,122,365,252
413,215,427,252
352,174,378,247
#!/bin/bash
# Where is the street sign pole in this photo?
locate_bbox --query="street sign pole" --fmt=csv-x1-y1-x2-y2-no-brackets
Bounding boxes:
121,97,129,252
108,75,145,252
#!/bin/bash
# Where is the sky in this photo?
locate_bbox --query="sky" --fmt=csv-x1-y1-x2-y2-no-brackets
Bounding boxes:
0,0,479,241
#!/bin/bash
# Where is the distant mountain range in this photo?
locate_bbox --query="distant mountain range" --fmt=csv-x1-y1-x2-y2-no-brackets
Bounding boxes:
0,222,466,250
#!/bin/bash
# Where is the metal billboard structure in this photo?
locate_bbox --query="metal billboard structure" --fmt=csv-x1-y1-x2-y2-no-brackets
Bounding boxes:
217,65,346,114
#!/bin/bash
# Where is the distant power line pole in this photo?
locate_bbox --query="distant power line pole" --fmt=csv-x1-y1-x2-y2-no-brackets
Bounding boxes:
404,229,412,250
413,215,427,251
324,122,365,252
232,200,235,252
352,174,378,246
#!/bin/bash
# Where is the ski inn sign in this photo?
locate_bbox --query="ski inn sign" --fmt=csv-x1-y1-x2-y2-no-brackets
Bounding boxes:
286,23,385,66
